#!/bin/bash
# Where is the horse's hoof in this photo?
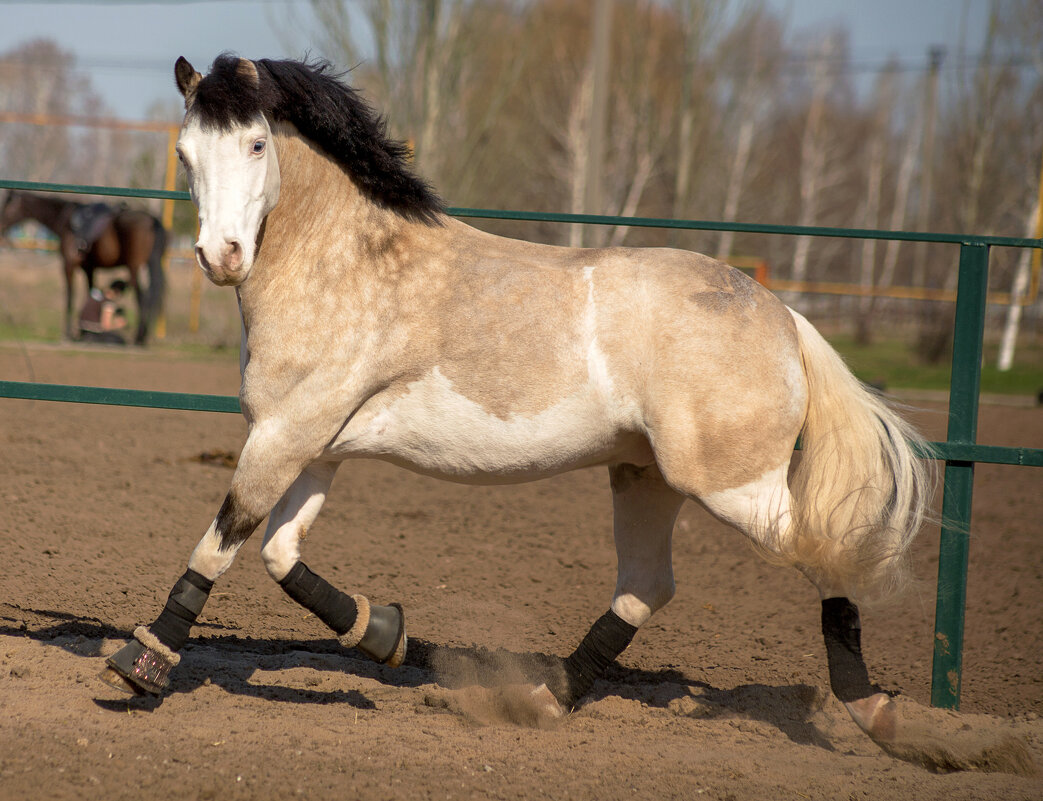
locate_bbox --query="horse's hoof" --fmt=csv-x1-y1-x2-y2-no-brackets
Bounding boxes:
97,665,147,696
354,601,407,668
426,683,565,729
528,683,565,721
844,692,898,742
848,694,1037,776
101,629,179,696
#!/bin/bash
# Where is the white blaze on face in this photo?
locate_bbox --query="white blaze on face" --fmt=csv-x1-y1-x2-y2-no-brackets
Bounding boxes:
176,113,280,285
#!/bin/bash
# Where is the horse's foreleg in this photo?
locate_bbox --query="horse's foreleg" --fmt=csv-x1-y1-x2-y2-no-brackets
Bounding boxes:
549,464,684,711
99,490,264,695
260,462,406,667
100,429,313,695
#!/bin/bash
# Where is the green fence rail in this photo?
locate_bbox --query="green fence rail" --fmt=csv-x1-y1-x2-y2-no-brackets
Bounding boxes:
2,379,1040,468
3,177,1041,248
2,178,1041,710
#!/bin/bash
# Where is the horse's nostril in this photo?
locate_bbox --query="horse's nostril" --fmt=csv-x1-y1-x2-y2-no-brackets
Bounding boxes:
225,240,244,269
194,245,210,271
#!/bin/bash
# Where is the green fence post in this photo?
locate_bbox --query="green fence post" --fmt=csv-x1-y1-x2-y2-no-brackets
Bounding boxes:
930,242,989,709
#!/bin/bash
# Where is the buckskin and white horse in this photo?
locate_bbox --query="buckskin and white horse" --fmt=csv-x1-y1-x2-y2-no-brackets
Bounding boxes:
102,55,937,763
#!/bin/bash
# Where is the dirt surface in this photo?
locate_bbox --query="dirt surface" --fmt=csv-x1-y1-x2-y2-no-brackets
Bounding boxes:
1,343,1041,800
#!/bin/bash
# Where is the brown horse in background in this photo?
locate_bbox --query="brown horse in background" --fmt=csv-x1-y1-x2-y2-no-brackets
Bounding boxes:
0,190,167,345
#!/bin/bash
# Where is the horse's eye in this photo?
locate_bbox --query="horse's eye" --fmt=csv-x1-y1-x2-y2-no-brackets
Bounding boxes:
252,139,266,155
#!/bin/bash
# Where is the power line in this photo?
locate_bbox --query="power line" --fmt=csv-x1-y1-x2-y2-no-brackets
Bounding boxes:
0,1,302,4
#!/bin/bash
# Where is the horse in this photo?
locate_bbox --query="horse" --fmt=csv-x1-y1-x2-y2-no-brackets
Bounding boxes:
0,190,167,345
100,55,935,764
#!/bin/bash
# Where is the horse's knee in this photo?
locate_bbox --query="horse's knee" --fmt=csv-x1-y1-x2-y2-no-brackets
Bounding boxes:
187,526,239,580
260,529,301,581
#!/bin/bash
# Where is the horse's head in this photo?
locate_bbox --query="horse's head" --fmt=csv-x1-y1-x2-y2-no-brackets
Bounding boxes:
175,56,280,286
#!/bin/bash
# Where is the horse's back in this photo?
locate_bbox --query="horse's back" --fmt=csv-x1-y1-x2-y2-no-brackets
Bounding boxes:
444,226,807,489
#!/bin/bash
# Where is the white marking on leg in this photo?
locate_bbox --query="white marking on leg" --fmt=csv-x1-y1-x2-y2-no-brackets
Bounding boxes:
187,523,241,580
260,463,337,581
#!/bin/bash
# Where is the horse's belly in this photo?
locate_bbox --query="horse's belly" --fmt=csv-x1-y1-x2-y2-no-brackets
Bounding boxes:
330,368,643,482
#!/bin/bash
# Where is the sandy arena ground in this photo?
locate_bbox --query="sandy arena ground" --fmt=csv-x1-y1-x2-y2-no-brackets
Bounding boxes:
0,338,1040,800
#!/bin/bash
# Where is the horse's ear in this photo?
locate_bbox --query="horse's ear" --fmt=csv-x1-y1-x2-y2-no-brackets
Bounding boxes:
175,57,202,107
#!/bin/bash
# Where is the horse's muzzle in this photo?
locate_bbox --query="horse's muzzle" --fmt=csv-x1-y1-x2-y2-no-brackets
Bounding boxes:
195,239,247,285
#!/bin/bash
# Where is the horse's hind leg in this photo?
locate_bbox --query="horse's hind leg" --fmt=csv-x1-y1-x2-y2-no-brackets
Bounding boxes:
819,595,898,742
549,463,684,711
61,258,77,339
695,464,896,741
128,268,147,344
259,462,406,667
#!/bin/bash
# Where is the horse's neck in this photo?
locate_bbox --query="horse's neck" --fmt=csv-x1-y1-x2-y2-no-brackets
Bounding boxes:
241,131,437,315
235,132,456,393
24,195,73,234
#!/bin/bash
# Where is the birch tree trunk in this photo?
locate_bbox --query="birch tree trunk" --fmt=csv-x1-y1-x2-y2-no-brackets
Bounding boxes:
877,109,922,291
911,47,943,291
997,198,1041,370
716,115,754,262
671,2,702,229
567,63,594,248
790,35,838,301
854,67,897,344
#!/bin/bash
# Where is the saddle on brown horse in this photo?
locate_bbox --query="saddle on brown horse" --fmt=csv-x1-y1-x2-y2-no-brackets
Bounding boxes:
69,202,118,254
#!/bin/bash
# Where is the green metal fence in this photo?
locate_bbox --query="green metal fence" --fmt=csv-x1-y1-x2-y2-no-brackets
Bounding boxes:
2,177,1041,709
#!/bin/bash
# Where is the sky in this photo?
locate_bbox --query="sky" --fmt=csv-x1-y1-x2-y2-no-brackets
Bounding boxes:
0,0,993,121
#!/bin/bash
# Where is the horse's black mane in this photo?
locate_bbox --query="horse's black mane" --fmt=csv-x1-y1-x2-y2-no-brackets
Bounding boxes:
190,54,443,225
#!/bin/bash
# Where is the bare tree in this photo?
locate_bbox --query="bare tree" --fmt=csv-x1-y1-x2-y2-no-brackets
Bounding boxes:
521,1,691,246
603,1,694,247
853,63,899,344
875,88,922,294
790,32,847,296
918,2,1025,363
297,0,527,200
996,0,1043,370
0,40,98,182
713,5,784,261
668,1,727,232
998,197,1041,370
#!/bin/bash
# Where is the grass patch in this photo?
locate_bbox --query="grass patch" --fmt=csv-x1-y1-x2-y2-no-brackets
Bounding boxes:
830,335,1043,396
0,317,64,343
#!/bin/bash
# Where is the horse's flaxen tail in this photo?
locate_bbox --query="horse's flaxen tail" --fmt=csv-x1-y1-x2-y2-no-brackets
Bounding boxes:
781,309,935,603
147,217,167,322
